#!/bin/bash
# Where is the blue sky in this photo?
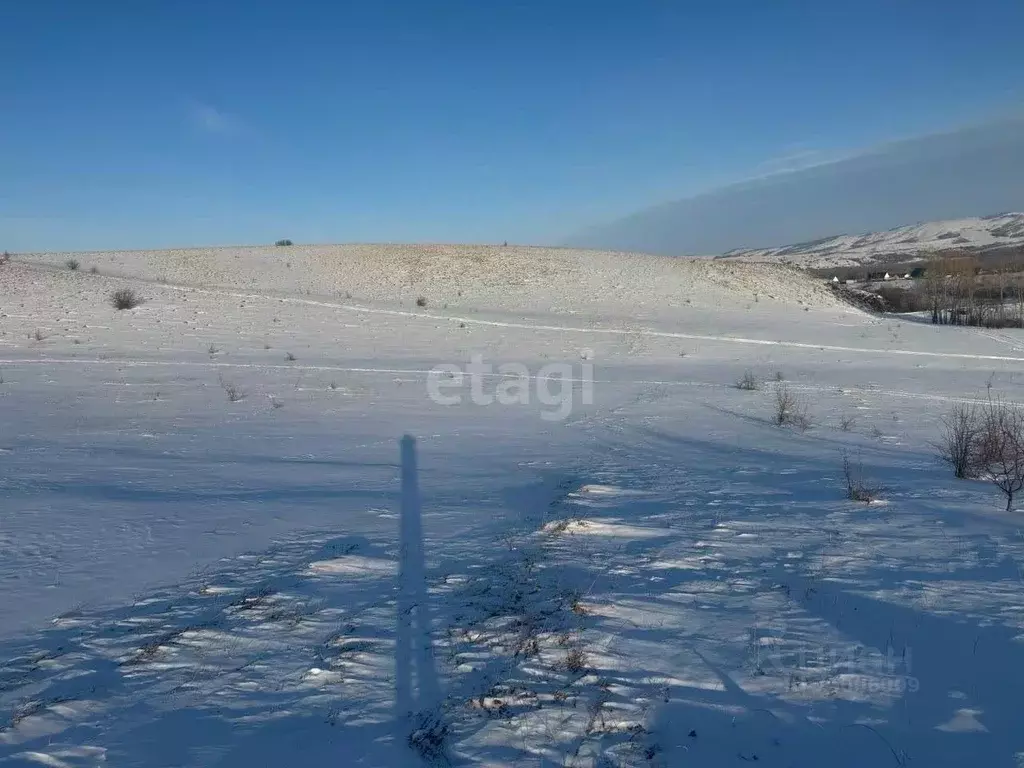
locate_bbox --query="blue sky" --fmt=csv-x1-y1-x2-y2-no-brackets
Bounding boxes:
3,0,1023,251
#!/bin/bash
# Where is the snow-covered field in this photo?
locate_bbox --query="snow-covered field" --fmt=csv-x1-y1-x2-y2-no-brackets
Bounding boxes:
2,245,1024,766
719,213,1024,269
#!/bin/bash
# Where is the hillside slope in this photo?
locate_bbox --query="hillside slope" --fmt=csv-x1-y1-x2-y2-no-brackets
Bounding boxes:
4,242,1024,766
15,243,845,320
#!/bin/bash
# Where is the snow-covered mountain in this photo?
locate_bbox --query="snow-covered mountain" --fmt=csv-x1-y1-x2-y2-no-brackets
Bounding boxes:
716,212,1024,269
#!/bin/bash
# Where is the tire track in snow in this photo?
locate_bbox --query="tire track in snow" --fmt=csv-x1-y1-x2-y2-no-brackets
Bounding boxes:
0,357,1017,407
155,284,1024,364
975,328,1024,353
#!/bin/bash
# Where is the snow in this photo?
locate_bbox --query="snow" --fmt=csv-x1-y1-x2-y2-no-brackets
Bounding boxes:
720,212,1024,269
2,245,1024,766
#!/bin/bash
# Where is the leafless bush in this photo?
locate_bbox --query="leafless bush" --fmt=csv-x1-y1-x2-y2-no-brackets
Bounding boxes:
408,711,449,763
416,296,428,308
66,258,80,271
839,413,857,432
735,370,759,391
774,384,810,430
110,288,141,310
936,397,1024,509
841,450,881,502
978,398,1024,511
569,591,588,616
790,409,812,431
218,375,245,403
936,402,983,478
565,647,588,674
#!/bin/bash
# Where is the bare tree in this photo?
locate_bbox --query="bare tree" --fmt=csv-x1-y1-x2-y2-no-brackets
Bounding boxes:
922,253,945,324
994,265,1010,327
1016,273,1024,327
922,251,981,326
978,398,1024,511
936,402,982,479
774,383,811,430
735,370,759,391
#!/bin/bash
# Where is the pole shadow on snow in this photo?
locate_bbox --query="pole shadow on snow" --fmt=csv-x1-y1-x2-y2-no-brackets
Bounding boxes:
395,435,445,756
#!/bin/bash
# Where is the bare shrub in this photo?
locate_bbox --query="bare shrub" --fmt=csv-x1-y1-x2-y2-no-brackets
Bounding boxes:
841,450,881,502
936,396,1024,509
735,370,759,391
936,402,982,478
565,647,588,674
977,398,1024,511
224,384,244,403
774,383,810,430
66,258,80,271
416,296,427,308
790,410,812,431
839,413,857,432
110,288,141,310
569,591,588,616
219,375,245,403
408,711,449,763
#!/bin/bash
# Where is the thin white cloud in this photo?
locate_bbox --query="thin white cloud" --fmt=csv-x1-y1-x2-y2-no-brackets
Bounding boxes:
187,101,240,135
742,111,1024,186
751,147,855,178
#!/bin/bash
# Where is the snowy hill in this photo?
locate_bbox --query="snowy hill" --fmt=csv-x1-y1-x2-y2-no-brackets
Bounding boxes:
717,212,1024,269
3,246,1024,766
13,242,844,322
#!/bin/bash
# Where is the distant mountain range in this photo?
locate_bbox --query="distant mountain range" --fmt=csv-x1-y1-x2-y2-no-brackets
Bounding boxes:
715,212,1024,270
565,115,1024,260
